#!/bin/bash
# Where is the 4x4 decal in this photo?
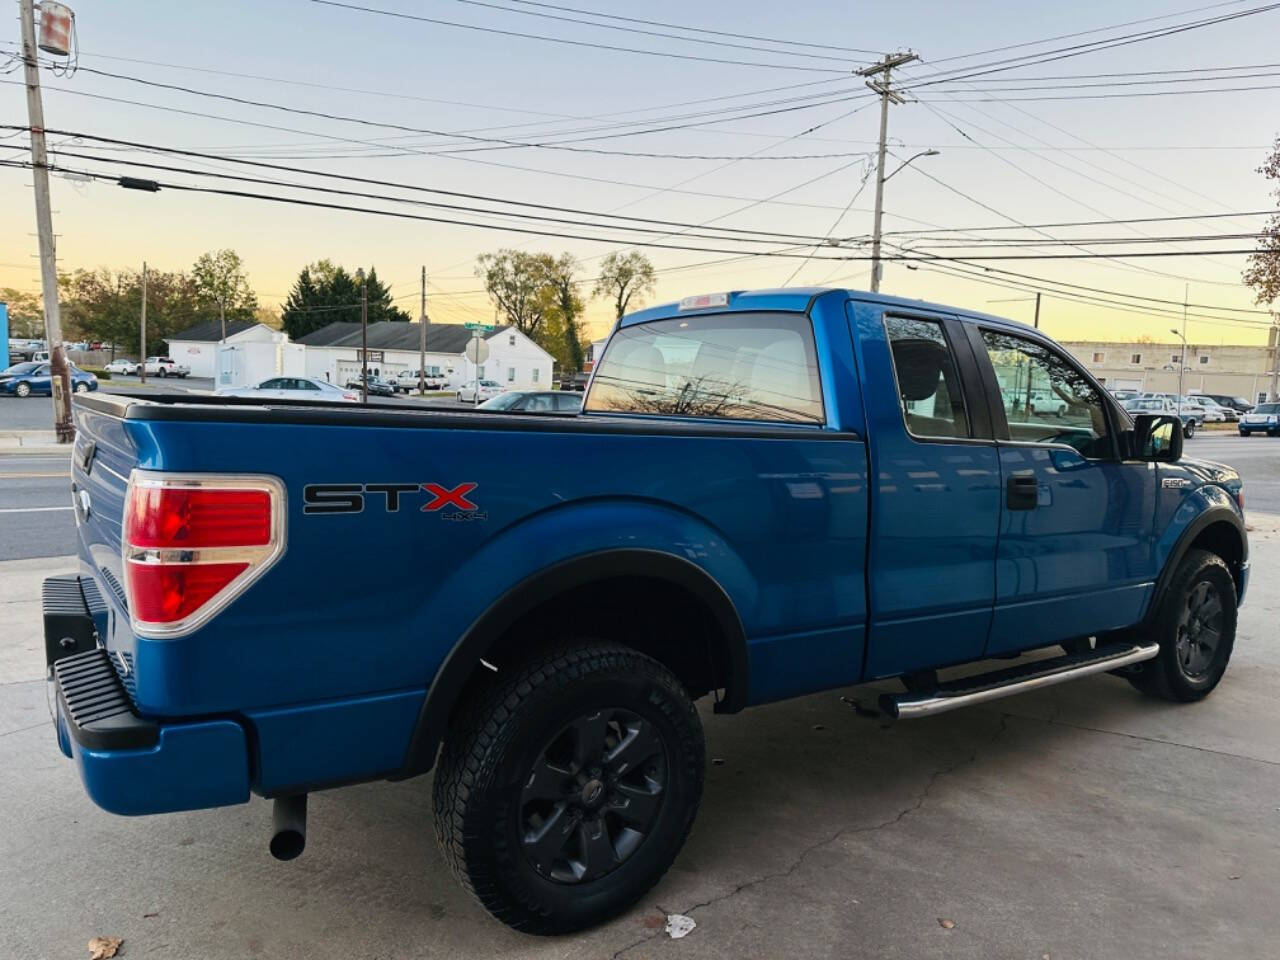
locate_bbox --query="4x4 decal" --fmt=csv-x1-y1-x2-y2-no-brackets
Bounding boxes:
303,482,481,517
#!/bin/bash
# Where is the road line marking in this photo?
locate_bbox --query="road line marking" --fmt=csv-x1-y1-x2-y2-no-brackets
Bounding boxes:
0,506,73,513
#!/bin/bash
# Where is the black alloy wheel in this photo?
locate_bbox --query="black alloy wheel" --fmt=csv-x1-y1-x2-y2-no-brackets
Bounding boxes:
519,708,666,884
1175,580,1224,679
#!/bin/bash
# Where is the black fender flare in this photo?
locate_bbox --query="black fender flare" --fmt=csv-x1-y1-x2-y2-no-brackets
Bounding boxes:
1142,505,1247,628
398,548,750,776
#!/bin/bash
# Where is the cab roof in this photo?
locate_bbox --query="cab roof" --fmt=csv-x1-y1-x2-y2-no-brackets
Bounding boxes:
620,287,1031,334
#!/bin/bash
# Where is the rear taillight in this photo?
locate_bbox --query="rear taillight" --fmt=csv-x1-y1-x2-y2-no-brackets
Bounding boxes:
123,472,285,637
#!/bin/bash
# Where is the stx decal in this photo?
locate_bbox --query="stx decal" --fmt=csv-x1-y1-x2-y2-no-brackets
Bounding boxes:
303,482,481,516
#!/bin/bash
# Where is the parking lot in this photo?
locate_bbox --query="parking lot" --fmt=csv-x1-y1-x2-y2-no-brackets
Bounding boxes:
2,397,1278,958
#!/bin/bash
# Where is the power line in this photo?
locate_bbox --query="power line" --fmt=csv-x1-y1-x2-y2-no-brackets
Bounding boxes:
7,126,867,243
14,70,872,160
903,3,1280,88
483,0,881,54
304,0,851,73
0,157,1263,264
883,209,1275,236
919,81,1280,101
441,0,853,62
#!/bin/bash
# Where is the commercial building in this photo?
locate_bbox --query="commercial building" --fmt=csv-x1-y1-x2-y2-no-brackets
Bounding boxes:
165,320,280,378
1061,331,1278,404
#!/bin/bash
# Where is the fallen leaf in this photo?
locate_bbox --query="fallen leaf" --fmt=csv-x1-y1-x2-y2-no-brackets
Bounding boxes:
88,936,123,960
938,918,956,930
666,914,697,939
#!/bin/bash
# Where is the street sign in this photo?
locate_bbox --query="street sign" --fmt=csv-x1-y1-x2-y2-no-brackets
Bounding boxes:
465,339,490,364
464,322,496,331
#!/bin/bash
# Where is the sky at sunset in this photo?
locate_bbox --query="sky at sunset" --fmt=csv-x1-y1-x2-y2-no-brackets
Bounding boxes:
2,0,1278,345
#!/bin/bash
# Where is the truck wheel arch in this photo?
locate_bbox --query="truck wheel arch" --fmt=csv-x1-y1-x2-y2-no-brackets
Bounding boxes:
1146,507,1247,625
398,548,750,777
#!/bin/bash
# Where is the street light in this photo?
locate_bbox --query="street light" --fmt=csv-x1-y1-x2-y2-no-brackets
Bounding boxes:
871,150,939,292
357,268,368,404
1170,327,1187,417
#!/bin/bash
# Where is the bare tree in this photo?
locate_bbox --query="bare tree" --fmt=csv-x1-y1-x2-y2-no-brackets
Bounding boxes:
593,251,657,320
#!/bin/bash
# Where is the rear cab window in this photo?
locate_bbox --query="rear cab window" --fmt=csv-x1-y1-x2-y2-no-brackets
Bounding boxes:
585,312,824,424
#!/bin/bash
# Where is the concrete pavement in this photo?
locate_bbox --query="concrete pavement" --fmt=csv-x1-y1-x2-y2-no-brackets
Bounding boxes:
2,521,1279,958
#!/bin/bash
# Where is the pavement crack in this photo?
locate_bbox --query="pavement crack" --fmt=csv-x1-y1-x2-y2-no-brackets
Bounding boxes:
663,714,1011,930
1035,713,1280,768
0,720,47,739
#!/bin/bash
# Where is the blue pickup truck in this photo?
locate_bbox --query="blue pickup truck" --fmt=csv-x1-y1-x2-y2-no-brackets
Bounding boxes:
46,288,1247,933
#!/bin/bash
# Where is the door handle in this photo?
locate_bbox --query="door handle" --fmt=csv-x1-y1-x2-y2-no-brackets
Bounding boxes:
1007,474,1038,511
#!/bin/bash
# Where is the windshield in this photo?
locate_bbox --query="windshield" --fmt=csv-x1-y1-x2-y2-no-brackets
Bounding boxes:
1125,399,1165,411
2,362,40,375
1255,403,1280,414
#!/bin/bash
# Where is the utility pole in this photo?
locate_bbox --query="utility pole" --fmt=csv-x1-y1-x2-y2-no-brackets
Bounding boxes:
219,299,226,342
19,0,73,441
139,262,147,384
1269,320,1279,402
356,267,368,403
418,265,427,396
859,51,918,293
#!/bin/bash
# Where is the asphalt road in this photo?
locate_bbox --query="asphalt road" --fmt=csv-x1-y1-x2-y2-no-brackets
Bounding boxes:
0,455,74,560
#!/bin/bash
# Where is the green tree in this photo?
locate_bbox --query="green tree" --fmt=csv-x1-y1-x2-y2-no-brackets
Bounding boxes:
60,267,200,357
1245,136,1280,305
281,261,408,339
1,288,44,339
544,253,586,373
362,266,411,323
593,250,656,320
191,249,258,338
476,249,555,337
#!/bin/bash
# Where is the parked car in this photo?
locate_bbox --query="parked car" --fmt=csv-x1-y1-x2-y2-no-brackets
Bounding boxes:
343,373,397,397
1027,389,1067,416
1183,395,1235,422
558,373,590,392
396,369,447,392
46,288,1248,934
457,379,505,402
1192,392,1254,415
144,356,190,378
478,390,582,413
1109,389,1141,403
1122,396,1201,438
1238,401,1280,436
104,359,139,375
0,361,97,397
220,376,359,403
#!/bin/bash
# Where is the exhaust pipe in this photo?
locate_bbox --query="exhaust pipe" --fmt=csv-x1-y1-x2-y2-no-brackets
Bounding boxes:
269,794,307,861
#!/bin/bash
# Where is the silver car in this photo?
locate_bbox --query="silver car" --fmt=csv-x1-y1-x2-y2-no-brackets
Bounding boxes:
220,376,359,403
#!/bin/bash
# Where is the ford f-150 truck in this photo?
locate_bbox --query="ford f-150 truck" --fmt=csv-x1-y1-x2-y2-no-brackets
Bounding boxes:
45,288,1247,934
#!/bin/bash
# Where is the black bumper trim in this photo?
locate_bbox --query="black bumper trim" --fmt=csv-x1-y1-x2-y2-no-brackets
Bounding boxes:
53,649,157,751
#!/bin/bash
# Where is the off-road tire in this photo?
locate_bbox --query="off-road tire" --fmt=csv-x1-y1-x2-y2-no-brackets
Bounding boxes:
432,642,705,934
1128,549,1236,702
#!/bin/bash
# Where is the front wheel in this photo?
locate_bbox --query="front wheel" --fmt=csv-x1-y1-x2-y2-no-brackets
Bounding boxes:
1183,420,1195,438
1128,549,1236,702
74,382,89,394
15,382,31,398
433,643,705,934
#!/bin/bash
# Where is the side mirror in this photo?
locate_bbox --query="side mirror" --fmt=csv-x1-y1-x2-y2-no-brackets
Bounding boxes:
1131,413,1183,462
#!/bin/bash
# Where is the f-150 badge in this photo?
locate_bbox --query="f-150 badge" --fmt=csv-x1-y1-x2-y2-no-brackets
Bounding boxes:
1161,478,1192,489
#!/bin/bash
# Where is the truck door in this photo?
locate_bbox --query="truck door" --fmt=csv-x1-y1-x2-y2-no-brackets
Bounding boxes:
850,305,1001,678
965,325,1159,655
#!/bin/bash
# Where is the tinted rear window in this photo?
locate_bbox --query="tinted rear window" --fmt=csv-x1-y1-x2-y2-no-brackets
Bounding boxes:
586,312,823,424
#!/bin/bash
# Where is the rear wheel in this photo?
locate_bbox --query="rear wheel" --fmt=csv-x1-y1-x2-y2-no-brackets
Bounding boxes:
74,382,89,394
1128,549,1236,702
1183,420,1195,438
433,642,704,934
157,369,166,378
15,382,30,398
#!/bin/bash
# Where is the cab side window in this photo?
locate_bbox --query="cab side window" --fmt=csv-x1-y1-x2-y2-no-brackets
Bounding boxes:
883,316,969,439
979,329,1111,459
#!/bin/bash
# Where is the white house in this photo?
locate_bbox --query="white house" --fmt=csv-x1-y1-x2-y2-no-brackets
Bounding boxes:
166,321,280,379
297,320,555,390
